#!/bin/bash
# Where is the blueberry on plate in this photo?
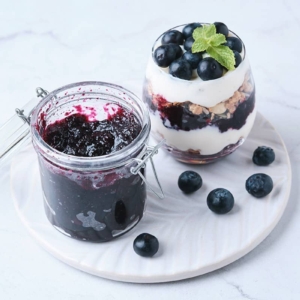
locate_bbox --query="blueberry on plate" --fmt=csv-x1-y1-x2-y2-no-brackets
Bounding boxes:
178,170,202,193
153,44,183,67
252,146,275,166
233,51,242,67
245,173,273,198
182,51,202,69
184,36,194,51
133,233,159,257
162,30,184,45
197,57,223,81
214,22,229,36
225,37,243,53
169,59,192,80
182,22,202,39
207,188,234,214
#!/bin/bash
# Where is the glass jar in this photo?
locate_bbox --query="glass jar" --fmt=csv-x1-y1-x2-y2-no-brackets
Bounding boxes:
143,23,256,164
30,82,154,242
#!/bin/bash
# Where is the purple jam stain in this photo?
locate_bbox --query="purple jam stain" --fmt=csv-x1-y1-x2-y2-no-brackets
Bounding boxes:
39,104,145,242
143,81,255,133
42,105,141,157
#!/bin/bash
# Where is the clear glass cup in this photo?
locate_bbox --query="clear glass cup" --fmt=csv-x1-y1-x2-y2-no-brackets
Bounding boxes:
30,82,152,242
143,24,256,164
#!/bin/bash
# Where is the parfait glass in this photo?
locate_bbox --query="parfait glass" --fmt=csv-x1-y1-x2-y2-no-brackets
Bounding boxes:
143,23,256,164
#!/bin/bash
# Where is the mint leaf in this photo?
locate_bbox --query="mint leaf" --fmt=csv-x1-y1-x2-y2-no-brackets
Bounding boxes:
210,34,226,47
192,27,205,40
192,37,209,53
202,24,216,38
207,45,236,70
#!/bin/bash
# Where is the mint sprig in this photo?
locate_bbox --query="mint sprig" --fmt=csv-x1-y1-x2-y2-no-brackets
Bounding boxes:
192,24,236,70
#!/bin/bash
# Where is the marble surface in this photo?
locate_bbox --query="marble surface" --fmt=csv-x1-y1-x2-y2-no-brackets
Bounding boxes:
0,0,299,299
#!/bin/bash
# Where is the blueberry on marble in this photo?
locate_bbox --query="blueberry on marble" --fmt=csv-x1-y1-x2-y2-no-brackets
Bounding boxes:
233,51,242,68
182,51,202,69
178,171,202,193
252,146,275,166
197,57,223,81
214,22,229,36
207,188,234,214
182,23,202,38
184,36,194,51
133,233,159,257
225,37,243,53
245,173,273,198
162,30,184,45
169,59,192,80
153,44,183,67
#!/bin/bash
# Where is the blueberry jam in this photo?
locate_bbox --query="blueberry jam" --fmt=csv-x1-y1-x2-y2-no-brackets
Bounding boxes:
43,105,141,157
38,104,147,242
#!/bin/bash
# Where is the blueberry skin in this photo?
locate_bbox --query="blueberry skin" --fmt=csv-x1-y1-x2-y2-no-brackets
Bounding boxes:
207,188,234,214
153,44,183,67
162,30,184,45
225,37,243,53
252,146,275,166
182,51,202,69
197,57,223,81
182,23,202,39
133,233,159,257
178,171,202,193
169,59,192,80
214,22,229,36
184,36,194,51
246,173,273,198
233,51,242,68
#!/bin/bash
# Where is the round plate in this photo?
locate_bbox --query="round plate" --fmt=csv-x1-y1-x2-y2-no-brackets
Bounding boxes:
10,112,291,283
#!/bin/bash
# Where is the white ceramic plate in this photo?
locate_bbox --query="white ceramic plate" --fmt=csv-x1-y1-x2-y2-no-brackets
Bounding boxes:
10,112,291,283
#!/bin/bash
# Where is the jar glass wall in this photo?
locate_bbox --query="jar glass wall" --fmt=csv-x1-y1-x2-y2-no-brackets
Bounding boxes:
31,82,151,242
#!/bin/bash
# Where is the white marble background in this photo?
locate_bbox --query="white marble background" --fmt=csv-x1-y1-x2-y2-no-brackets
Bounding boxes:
0,0,299,299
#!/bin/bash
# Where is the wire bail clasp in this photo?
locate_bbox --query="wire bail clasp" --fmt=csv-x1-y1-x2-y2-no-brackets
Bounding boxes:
130,139,165,199
15,87,49,125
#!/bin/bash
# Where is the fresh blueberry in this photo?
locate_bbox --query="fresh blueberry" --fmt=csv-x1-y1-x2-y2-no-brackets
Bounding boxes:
153,44,183,67
178,170,202,193
169,59,192,80
233,51,242,68
133,233,159,257
184,36,194,51
207,188,234,214
162,30,184,45
182,23,202,39
225,37,243,53
246,173,273,198
214,22,229,36
252,146,275,166
197,57,223,81
182,51,202,69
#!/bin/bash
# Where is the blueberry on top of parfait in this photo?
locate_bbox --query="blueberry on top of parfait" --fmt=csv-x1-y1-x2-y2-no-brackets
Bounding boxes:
182,22,202,38
169,59,193,80
162,30,184,45
197,57,223,81
225,37,243,53
153,44,183,67
182,51,202,69
214,22,229,36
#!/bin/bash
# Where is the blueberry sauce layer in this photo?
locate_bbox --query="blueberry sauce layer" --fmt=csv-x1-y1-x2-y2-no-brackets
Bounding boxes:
143,81,255,133
42,105,141,157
